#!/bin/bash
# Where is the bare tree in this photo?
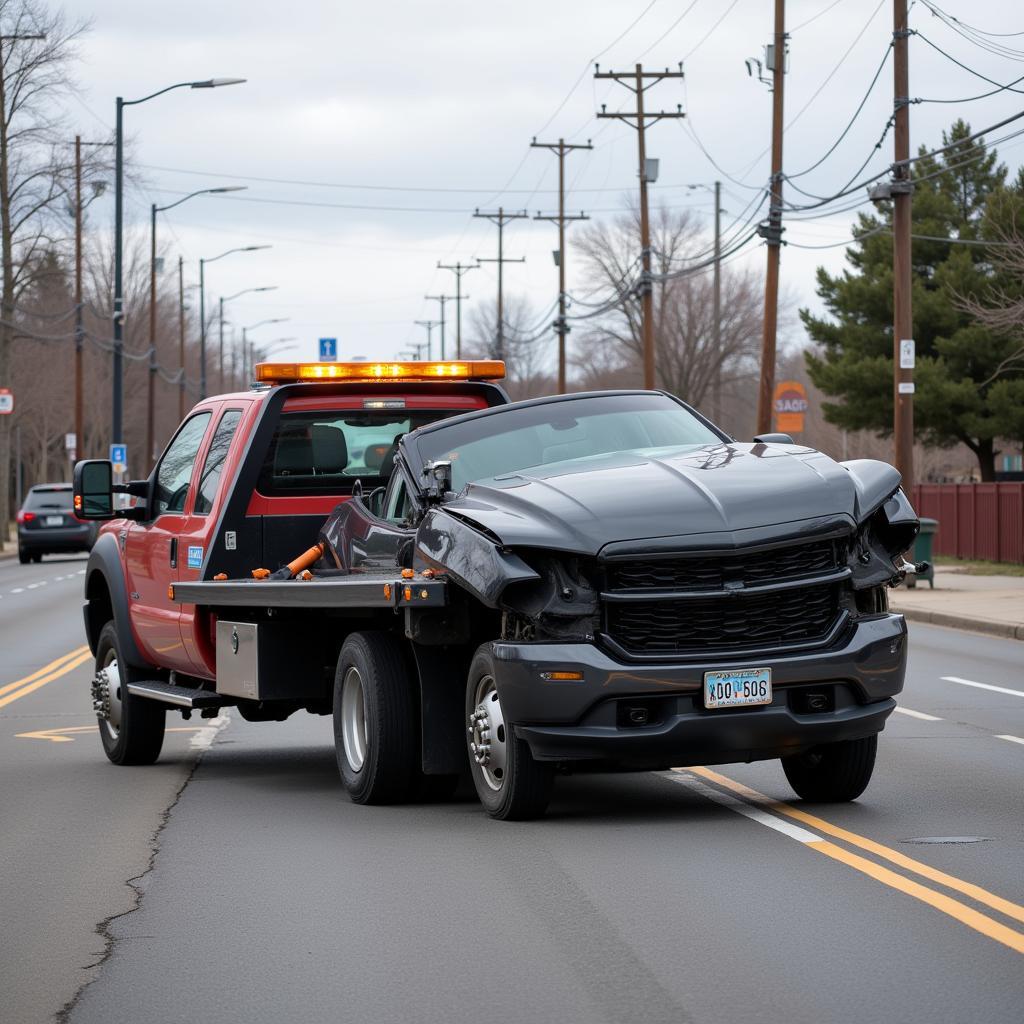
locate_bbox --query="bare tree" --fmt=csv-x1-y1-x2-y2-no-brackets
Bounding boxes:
571,204,765,417
0,0,85,532
465,294,554,400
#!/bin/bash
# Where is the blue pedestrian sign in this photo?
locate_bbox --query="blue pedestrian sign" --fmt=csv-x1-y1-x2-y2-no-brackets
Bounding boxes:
319,337,338,361
109,444,127,469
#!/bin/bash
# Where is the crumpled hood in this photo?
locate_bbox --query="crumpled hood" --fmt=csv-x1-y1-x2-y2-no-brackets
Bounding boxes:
439,443,899,555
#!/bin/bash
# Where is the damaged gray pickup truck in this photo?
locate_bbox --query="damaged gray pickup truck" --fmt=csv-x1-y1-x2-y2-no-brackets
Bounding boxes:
79,384,922,821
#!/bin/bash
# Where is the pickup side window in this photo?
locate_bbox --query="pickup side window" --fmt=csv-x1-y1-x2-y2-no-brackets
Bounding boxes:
154,413,212,515
194,409,243,515
383,473,413,525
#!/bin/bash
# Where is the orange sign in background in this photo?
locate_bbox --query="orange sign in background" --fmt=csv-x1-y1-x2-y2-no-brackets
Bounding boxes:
773,380,808,434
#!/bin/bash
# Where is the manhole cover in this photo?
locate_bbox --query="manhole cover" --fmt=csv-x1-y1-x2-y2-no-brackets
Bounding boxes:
901,836,994,845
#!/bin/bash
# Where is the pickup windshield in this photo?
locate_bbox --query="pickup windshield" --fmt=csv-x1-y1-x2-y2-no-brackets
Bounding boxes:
413,393,722,490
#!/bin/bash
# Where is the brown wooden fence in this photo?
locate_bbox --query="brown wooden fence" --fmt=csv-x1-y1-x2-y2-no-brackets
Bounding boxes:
910,483,1024,564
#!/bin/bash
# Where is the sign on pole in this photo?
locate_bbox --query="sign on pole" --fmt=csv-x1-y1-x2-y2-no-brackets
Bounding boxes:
110,444,127,470
319,338,338,361
0,387,13,414
772,380,809,434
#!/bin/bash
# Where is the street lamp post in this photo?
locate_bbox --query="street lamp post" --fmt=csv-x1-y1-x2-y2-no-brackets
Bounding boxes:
241,319,290,381
148,186,245,465
198,245,271,398
113,77,244,463
218,286,277,391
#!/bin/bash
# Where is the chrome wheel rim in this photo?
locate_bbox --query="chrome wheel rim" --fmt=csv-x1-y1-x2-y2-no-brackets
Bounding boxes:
469,674,507,792
97,649,123,741
341,666,368,772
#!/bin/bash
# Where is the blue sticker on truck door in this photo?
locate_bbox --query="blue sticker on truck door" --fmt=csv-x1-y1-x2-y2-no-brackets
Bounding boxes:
187,545,203,570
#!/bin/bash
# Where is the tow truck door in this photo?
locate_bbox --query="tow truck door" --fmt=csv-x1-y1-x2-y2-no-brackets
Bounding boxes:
173,404,249,674
123,411,214,672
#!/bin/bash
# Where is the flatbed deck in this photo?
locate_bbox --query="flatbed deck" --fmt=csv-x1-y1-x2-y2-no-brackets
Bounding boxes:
170,574,447,609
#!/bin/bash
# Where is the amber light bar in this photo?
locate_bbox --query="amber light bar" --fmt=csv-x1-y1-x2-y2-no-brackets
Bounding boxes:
255,360,505,384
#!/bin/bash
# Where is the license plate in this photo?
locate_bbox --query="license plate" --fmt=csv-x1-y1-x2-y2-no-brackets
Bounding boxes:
45,515,63,527
704,667,772,709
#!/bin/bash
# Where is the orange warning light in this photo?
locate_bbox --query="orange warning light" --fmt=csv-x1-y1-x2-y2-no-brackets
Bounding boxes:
254,360,505,385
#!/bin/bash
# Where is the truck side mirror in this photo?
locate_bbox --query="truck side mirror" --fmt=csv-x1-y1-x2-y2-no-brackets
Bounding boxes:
73,460,115,520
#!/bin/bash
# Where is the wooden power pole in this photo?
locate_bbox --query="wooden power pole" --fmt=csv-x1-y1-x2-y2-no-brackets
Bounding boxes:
473,208,527,362
177,257,186,421
531,137,591,394
437,261,479,358
595,63,686,390
756,0,787,435
74,136,84,462
892,0,915,487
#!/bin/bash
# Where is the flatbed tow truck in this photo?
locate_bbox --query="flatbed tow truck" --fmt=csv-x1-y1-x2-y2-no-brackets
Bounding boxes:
75,360,919,820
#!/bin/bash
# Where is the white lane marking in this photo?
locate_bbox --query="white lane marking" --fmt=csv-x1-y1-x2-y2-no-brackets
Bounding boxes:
189,713,230,752
11,588,24,594
895,706,944,722
665,771,821,843
77,569,85,575
27,583,39,589
942,676,1024,699
996,735,1024,747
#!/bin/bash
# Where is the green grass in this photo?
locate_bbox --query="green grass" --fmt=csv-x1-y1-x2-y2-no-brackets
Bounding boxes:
933,556,1024,577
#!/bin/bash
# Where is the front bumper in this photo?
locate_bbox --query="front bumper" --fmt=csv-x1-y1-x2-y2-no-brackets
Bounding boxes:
491,613,907,767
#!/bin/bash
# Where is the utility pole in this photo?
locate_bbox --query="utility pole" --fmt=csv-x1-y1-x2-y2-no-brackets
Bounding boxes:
147,203,159,467
713,179,722,421
218,296,225,392
473,207,528,362
424,295,454,359
595,63,686,390
755,2,788,435
177,257,186,421
531,137,592,394
74,137,84,461
414,319,441,360
437,261,479,358
892,0,914,487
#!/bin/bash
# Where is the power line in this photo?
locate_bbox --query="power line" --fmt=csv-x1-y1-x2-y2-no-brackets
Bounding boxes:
916,32,1024,93
682,0,742,61
634,0,700,61
790,0,846,34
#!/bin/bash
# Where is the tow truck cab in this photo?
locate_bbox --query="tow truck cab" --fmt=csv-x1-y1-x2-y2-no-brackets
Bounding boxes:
82,362,509,681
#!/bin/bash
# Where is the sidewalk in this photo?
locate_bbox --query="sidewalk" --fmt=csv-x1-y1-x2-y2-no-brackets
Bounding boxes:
888,565,1024,640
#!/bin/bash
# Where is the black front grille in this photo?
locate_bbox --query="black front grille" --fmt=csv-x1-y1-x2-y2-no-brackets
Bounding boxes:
606,539,839,592
605,582,841,656
601,536,847,657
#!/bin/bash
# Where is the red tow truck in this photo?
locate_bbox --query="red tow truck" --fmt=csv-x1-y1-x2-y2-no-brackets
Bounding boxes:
75,360,509,795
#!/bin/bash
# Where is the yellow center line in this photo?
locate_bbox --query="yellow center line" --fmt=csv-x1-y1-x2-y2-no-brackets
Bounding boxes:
0,645,90,699
809,840,1024,956
691,766,1024,928
0,649,93,710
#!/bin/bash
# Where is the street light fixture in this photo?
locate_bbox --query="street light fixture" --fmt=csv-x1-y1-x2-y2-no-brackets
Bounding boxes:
241,319,290,381
112,76,245,457
198,245,271,397
148,186,247,465
218,286,278,391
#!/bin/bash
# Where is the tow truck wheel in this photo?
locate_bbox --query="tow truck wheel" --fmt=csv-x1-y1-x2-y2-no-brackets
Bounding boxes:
333,631,418,804
466,647,553,821
93,622,166,766
781,734,877,802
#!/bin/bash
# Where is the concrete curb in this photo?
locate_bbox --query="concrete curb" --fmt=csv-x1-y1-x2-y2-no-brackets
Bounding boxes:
899,605,1024,642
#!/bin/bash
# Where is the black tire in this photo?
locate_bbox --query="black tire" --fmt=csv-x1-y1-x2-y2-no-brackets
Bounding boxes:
94,622,166,766
31,552,42,563
781,734,878,803
333,631,418,804
17,547,30,565
466,646,553,821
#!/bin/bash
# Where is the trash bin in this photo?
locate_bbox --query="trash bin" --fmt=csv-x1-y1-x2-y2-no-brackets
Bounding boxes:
906,517,937,589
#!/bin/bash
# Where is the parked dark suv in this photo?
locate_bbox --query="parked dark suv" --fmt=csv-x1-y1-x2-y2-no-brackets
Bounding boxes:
17,483,97,563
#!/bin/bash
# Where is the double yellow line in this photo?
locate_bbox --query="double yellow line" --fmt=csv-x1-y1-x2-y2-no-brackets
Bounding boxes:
691,766,1024,956
0,646,93,710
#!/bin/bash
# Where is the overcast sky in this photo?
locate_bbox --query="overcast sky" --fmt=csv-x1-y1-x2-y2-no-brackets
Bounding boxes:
67,0,1024,367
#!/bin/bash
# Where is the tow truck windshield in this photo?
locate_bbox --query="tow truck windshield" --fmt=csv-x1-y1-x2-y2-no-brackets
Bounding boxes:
413,392,723,490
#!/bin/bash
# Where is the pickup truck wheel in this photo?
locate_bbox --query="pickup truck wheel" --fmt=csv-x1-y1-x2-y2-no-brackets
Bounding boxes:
466,648,553,821
93,622,166,766
781,734,877,802
333,631,417,804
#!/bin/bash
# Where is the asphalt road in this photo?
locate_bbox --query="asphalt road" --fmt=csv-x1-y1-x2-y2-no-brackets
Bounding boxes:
1,553,1021,1024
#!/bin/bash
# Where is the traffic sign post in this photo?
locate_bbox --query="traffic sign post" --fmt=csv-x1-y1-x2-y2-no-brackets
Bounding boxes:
0,387,13,414
110,443,127,470
319,338,338,361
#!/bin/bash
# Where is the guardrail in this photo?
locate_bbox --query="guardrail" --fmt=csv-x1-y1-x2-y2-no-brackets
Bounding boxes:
910,483,1024,564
